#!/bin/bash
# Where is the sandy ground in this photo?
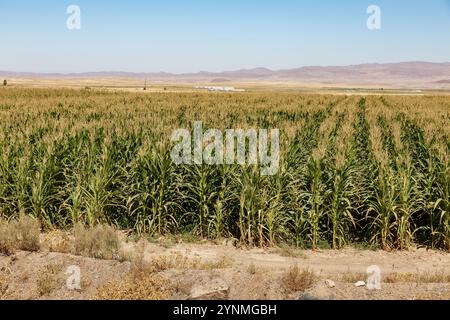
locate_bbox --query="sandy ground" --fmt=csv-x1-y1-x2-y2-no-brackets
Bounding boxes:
1,238,450,300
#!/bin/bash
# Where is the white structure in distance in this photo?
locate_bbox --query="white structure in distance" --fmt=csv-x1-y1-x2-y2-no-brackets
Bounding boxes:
195,86,245,92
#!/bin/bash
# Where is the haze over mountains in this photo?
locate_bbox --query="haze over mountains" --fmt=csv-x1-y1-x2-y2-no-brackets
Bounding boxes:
2,62,450,88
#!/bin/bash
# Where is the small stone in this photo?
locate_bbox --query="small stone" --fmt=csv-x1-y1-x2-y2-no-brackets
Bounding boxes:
354,281,366,287
325,279,335,288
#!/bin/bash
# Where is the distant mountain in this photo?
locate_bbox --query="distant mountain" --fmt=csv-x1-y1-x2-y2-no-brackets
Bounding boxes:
2,62,450,88
435,79,450,84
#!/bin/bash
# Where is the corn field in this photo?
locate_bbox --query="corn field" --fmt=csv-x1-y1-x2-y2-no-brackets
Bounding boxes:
0,88,448,250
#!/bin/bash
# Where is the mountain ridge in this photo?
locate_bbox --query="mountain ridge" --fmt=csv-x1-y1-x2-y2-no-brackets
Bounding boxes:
2,62,450,87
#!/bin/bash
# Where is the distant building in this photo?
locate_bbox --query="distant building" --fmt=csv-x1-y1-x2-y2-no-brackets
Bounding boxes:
194,85,245,92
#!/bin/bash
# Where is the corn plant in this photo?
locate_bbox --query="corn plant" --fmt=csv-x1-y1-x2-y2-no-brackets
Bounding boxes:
0,88,448,250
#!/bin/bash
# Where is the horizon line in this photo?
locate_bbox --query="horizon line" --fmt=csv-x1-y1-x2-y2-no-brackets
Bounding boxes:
1,60,450,76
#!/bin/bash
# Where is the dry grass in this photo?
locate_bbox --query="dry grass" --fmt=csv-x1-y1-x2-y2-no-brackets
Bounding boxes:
337,270,450,285
122,242,233,274
147,254,201,272
36,263,63,297
340,272,367,283
247,262,258,275
273,245,307,258
13,215,41,251
41,230,73,253
385,271,450,284
95,270,173,300
0,215,40,255
73,223,119,260
95,275,173,300
200,256,233,270
282,265,317,292
120,249,193,274
0,271,8,298
0,220,16,255
413,291,450,300
141,254,232,273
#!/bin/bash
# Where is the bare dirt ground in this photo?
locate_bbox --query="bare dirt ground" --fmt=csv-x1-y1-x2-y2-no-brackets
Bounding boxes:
1,237,450,300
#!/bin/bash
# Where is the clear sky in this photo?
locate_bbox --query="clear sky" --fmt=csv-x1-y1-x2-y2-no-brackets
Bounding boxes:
1,0,450,73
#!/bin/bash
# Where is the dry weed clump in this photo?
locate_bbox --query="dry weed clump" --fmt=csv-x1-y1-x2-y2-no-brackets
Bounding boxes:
147,254,200,272
247,262,258,275
0,272,9,298
201,256,233,270
36,263,63,297
0,215,41,255
73,223,119,260
0,220,16,255
140,253,232,273
340,271,367,283
95,272,174,300
40,230,73,253
282,265,317,293
13,215,41,251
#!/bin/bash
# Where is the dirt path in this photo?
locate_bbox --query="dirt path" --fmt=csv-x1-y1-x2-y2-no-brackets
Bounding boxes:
155,243,450,275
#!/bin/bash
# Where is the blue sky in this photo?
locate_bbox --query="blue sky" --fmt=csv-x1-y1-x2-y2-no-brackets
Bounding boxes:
1,0,450,73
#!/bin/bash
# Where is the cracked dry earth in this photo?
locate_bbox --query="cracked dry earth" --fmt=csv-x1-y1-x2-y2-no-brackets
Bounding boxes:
1,240,450,300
